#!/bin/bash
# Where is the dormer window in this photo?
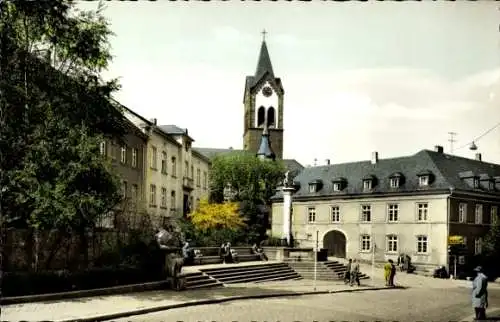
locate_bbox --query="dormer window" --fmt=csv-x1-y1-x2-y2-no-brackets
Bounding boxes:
363,180,372,190
308,179,323,193
419,176,429,187
331,177,347,192
489,180,495,190
473,177,480,189
390,177,400,188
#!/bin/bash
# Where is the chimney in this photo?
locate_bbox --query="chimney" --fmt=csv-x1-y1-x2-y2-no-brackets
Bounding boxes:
475,153,482,161
325,159,330,165
150,118,157,125
434,145,443,153
371,152,378,165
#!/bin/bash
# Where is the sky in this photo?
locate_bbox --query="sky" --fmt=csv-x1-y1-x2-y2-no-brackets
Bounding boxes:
78,1,500,167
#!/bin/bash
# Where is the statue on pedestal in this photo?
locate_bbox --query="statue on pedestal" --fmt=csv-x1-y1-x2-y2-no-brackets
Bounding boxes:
283,170,291,188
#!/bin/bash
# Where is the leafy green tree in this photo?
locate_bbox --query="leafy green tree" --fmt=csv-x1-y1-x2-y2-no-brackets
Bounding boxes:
0,0,127,268
208,152,285,242
483,222,500,258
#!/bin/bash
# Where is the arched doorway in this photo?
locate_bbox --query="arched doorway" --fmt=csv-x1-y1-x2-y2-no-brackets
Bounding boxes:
323,230,347,258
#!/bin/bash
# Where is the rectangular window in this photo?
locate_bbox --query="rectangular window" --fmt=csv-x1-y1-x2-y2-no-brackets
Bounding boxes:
474,238,482,255
492,206,498,225
360,235,371,252
416,236,428,254
390,177,400,188
333,183,341,191
475,204,483,224
331,206,340,222
387,204,399,222
196,168,201,186
161,187,167,208
149,184,156,206
99,141,106,155
131,148,138,168
386,235,398,253
170,190,176,209
361,205,371,222
203,171,208,189
191,165,194,179
121,181,127,198
417,203,428,222
184,161,189,177
473,178,480,188
120,146,127,164
363,180,372,190
308,184,316,193
458,203,467,223
161,151,167,174
419,176,429,186
131,184,138,203
150,146,157,169
171,157,177,176
307,207,316,223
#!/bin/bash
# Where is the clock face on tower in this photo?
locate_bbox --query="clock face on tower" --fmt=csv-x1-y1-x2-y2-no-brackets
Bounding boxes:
262,86,273,97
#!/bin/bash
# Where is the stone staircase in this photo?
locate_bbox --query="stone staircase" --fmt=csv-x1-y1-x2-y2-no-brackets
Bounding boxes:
200,262,301,284
183,271,224,290
285,260,369,281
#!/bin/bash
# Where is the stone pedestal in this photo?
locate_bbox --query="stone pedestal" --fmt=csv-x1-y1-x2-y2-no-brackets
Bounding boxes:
282,187,295,246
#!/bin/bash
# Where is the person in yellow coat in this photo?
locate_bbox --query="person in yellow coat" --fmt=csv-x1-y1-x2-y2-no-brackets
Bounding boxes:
384,259,392,286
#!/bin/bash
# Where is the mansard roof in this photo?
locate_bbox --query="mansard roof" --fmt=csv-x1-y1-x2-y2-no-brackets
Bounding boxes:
272,149,500,200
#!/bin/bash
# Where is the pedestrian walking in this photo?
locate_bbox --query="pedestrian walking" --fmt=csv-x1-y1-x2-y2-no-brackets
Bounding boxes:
471,266,488,321
344,259,352,284
350,259,360,286
389,259,396,287
384,260,392,286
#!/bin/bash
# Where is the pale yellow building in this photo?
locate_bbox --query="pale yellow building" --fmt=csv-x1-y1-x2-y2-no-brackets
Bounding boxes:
122,109,210,227
272,148,500,271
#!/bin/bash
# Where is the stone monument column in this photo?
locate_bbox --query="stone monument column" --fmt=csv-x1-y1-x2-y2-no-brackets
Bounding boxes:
282,186,294,246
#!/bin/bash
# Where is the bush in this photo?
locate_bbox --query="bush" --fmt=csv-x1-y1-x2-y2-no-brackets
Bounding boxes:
2,265,162,297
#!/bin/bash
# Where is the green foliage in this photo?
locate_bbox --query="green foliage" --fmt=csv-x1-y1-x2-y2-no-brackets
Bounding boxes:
208,152,286,242
0,0,125,234
483,222,500,257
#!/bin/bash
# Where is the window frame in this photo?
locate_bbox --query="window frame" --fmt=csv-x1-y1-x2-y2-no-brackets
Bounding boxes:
308,184,317,193
161,151,168,174
363,180,372,191
419,175,429,187
161,187,167,208
390,177,400,188
416,235,428,254
333,183,341,191
475,204,483,224
149,184,157,206
360,234,371,252
307,207,316,223
417,202,429,222
361,205,372,222
120,146,127,164
331,205,340,223
131,148,138,168
386,234,398,253
458,203,467,223
387,203,399,222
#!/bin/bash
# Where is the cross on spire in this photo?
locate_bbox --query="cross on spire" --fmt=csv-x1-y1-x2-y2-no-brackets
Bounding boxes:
261,29,267,41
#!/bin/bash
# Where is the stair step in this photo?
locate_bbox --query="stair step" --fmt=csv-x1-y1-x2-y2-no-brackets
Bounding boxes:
185,281,224,290
203,267,292,279
185,277,219,287
216,269,297,283
224,271,301,284
201,263,287,274
254,273,303,283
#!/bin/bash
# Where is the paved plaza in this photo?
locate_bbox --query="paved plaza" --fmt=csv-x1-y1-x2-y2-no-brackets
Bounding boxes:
116,287,500,322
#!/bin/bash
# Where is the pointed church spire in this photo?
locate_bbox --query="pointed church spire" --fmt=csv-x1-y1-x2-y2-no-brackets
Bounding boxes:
255,30,274,80
257,122,276,161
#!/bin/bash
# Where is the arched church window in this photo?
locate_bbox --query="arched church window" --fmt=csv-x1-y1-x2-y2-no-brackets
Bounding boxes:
257,106,265,126
267,107,276,127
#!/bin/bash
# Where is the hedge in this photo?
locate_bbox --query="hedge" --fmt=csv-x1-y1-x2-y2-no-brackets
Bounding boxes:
2,265,164,297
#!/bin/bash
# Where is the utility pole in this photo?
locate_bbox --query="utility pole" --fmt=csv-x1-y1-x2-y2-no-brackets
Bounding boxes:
448,132,457,154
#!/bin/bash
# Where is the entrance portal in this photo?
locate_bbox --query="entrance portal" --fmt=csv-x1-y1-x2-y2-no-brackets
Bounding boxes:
323,230,347,258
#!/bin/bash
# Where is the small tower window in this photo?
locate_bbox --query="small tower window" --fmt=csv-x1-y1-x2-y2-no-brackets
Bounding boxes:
267,107,276,127
257,106,265,126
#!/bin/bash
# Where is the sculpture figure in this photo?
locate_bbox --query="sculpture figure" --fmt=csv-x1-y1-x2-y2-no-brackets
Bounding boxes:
155,226,186,291
283,170,291,187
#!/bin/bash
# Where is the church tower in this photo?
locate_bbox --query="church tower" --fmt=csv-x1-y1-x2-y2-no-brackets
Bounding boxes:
243,31,284,160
